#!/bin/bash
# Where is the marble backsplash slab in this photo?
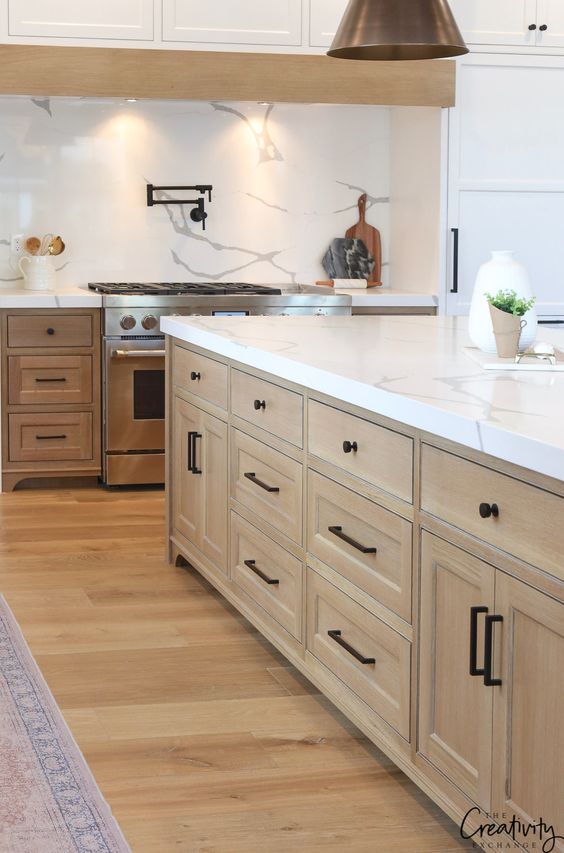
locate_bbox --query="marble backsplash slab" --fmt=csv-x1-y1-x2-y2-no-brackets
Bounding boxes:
0,97,390,288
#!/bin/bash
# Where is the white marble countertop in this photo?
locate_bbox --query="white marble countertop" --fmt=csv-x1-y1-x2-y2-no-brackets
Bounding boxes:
161,313,564,482
0,286,102,308
334,288,437,308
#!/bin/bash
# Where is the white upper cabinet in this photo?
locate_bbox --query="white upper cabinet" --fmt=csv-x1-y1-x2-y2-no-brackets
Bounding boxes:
162,0,302,46
8,0,154,40
536,0,564,47
449,0,564,49
309,0,348,48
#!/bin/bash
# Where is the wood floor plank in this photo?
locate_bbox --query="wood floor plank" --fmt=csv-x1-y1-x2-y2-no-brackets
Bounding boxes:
0,488,473,851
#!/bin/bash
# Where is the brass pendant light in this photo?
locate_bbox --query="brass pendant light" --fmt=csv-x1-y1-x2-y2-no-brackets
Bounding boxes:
327,0,469,61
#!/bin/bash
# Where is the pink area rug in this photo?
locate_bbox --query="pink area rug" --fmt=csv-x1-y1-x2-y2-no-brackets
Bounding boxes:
0,595,131,853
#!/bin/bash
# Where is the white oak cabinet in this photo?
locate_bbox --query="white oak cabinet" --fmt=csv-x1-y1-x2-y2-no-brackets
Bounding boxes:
419,533,564,850
449,0,564,49
162,0,302,46
8,0,154,40
309,0,347,47
167,340,564,843
172,395,228,574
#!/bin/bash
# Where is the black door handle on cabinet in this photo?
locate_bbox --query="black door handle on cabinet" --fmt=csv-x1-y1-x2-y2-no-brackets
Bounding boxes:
244,472,279,493
539,24,548,31
483,614,503,686
35,377,67,383
36,434,67,440
253,399,266,410
479,502,499,519
328,630,376,665
528,23,537,30
244,559,280,585
469,606,488,676
328,526,377,555
342,440,358,454
190,371,201,381
188,431,202,474
450,228,459,293
46,327,55,335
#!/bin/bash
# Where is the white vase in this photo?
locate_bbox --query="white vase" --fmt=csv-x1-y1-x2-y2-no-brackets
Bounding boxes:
468,250,537,354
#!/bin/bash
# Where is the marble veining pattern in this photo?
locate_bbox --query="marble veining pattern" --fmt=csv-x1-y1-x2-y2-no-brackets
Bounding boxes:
0,97,391,288
160,314,564,481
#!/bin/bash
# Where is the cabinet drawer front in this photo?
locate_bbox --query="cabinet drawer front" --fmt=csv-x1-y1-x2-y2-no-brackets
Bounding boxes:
230,429,303,544
308,400,413,503
421,445,564,580
306,569,411,739
9,413,93,462
7,315,93,348
231,369,303,448
231,512,303,641
8,356,92,405
173,345,228,410
308,471,412,622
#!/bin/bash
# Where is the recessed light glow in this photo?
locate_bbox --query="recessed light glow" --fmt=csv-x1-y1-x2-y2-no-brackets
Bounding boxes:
126,98,138,103
257,101,273,106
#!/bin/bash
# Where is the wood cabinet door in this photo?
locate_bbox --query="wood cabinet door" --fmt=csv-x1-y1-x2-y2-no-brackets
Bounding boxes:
419,533,494,810
172,396,201,548
536,0,564,47
8,0,154,40
162,0,302,46
448,0,536,46
492,574,564,851
199,411,228,573
309,0,347,47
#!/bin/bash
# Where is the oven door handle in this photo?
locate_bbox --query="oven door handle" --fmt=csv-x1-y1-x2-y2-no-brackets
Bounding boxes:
111,349,166,359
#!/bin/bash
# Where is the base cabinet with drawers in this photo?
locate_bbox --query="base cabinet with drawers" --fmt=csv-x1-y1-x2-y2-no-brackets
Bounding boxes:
0,308,101,490
166,339,564,845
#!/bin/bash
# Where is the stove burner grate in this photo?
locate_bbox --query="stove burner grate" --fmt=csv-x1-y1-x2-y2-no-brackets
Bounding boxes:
89,282,283,296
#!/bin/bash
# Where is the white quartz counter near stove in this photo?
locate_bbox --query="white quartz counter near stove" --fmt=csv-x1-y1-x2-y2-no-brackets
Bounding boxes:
0,286,102,308
161,313,564,483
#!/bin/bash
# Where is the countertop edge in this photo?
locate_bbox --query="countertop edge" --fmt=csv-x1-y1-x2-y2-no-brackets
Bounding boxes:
161,316,564,484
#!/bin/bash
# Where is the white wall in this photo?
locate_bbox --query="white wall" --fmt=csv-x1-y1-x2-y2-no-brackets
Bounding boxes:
0,97,393,287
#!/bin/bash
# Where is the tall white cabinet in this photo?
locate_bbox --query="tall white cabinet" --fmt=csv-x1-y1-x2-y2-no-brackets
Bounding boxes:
446,54,564,318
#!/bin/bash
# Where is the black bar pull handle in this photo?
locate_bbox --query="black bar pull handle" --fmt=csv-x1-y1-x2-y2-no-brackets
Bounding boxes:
244,472,279,493
36,434,67,440
450,228,459,294
191,432,202,475
244,559,280,586
483,614,503,687
35,377,67,383
469,606,488,676
328,630,376,665
328,525,377,555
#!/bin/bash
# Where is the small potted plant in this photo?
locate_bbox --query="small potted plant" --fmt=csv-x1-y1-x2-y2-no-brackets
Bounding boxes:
485,289,536,358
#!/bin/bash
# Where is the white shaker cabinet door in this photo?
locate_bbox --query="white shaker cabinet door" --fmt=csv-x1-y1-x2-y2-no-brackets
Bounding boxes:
8,0,154,40
448,0,536,46
451,190,564,317
309,0,348,48
536,0,564,47
162,0,302,46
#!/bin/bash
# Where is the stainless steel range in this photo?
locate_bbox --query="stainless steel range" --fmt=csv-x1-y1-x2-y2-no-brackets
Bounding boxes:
92,281,351,486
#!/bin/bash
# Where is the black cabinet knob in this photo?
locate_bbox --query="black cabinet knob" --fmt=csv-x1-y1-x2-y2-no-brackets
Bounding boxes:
539,24,548,31
254,399,266,410
342,440,358,454
479,502,499,519
190,371,201,381
528,23,537,30
46,327,55,335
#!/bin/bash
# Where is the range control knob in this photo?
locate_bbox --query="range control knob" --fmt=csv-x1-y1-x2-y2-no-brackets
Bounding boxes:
141,314,158,331
120,314,137,331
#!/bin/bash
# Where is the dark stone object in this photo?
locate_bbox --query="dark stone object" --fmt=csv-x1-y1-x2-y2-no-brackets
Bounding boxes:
322,238,375,280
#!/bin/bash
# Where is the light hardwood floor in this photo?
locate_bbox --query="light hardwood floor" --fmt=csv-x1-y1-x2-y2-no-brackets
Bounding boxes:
0,488,473,852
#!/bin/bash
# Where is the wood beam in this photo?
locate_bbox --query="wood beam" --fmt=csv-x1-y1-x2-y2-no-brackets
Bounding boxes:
0,45,455,107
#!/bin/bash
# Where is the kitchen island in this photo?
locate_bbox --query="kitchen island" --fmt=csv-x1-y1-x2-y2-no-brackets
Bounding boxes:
162,314,563,849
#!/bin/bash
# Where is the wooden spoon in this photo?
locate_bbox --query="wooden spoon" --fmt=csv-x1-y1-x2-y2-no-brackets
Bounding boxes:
24,236,41,255
47,236,65,256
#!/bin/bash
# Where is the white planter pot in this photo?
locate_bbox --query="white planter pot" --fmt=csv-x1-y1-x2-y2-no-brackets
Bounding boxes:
468,251,537,354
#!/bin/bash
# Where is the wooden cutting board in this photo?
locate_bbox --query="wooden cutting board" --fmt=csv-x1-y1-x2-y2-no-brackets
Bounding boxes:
345,193,382,286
